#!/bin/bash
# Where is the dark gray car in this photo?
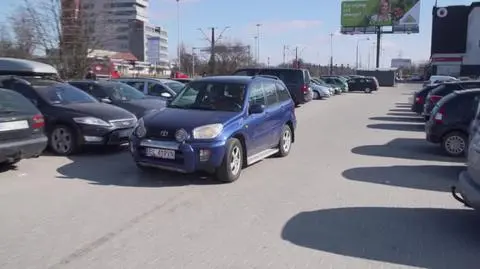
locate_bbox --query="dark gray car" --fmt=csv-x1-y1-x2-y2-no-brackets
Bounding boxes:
69,80,166,118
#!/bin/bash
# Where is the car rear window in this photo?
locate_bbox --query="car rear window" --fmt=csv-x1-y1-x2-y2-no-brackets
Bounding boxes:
431,92,457,115
0,88,39,114
259,70,303,84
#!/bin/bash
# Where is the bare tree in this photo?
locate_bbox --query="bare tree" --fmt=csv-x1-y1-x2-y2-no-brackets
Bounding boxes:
214,41,253,75
9,8,37,58
21,0,116,79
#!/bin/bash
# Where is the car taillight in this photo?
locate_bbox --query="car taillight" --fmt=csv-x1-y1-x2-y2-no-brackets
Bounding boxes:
434,106,445,123
430,95,442,103
301,84,308,93
32,114,45,129
415,96,424,104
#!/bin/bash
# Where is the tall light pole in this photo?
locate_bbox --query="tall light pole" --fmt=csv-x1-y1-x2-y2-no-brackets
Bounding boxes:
256,24,261,63
329,33,334,75
176,0,181,71
356,37,369,69
253,36,258,64
192,47,199,77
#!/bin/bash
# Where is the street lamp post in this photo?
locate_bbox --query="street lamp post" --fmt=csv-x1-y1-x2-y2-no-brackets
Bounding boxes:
329,33,334,75
356,37,370,69
176,0,181,71
256,24,261,63
192,47,198,77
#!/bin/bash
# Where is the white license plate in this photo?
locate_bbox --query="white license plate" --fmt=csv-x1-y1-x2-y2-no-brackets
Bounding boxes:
0,120,29,132
145,148,175,159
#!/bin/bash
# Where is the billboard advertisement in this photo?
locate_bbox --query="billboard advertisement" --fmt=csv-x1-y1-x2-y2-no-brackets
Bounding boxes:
341,0,420,29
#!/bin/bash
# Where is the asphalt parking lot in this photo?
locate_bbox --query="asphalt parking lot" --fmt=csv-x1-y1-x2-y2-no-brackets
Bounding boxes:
1,84,479,269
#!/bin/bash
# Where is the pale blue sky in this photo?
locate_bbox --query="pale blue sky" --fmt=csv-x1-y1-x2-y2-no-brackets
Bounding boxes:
0,0,475,66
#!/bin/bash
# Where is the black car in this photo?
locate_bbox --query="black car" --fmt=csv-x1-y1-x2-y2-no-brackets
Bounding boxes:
0,88,48,166
346,76,378,93
0,77,137,155
411,85,439,114
69,80,166,118
170,78,192,84
423,80,480,120
232,68,313,106
425,89,480,157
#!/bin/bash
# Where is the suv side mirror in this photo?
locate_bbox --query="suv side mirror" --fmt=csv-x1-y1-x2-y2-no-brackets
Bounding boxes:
249,104,265,114
100,97,112,104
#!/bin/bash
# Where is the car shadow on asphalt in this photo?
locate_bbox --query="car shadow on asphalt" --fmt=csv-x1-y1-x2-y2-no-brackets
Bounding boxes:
351,138,464,163
367,123,425,132
281,207,480,269
342,165,464,192
369,116,424,123
387,112,420,117
56,149,220,187
389,108,413,113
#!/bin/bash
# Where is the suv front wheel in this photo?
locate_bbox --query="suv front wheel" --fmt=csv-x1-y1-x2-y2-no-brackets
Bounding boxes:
216,138,243,183
364,88,372,93
277,125,293,157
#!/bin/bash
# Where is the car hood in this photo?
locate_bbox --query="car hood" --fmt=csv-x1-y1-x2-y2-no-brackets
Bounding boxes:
56,102,135,120
144,107,241,131
119,98,167,118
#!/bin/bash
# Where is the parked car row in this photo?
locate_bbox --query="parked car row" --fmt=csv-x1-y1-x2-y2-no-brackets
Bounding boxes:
408,79,480,212
0,57,379,184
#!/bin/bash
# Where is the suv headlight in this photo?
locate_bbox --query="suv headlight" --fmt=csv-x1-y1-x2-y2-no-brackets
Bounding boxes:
192,124,223,139
73,117,111,127
134,118,147,138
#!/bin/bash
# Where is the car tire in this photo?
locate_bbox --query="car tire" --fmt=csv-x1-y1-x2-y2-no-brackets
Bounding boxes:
442,131,468,157
313,91,320,100
49,125,78,156
216,138,243,183
276,124,293,157
364,88,372,93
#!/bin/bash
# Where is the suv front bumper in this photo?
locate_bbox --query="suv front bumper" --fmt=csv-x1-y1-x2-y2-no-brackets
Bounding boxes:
453,171,480,209
130,138,227,173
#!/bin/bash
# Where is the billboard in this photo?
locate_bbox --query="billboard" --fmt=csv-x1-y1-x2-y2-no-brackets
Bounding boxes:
341,0,420,34
391,58,412,68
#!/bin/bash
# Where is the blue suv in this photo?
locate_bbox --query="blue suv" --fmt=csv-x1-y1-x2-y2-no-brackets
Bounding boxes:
129,76,296,182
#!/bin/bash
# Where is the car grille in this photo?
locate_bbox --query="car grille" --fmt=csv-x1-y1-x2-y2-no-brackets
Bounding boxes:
145,128,176,141
109,118,137,129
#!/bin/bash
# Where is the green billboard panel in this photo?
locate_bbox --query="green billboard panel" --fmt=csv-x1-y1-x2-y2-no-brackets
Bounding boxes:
341,0,420,28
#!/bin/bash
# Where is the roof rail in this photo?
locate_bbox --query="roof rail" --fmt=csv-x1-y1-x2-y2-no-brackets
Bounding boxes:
253,75,279,80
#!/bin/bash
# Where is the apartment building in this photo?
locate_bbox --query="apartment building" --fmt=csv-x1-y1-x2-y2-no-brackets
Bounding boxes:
79,0,169,68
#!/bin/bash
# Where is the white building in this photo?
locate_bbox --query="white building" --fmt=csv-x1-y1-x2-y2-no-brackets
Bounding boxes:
80,0,169,71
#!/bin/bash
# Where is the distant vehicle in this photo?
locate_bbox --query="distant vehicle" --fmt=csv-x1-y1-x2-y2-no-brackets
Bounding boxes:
422,80,480,120
130,75,296,182
0,76,136,155
68,80,166,118
321,76,348,92
425,89,480,156
232,68,313,106
0,88,48,167
113,77,185,100
170,78,193,84
453,100,480,209
310,82,331,99
346,76,378,93
423,75,457,87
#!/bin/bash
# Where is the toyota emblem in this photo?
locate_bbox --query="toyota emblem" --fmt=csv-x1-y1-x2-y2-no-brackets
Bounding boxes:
160,130,169,136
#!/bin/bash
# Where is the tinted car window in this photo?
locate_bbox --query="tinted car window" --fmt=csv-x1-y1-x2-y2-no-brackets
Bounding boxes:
100,82,146,101
169,81,246,112
263,81,279,106
35,83,97,105
125,81,145,92
249,81,266,106
164,81,184,93
260,70,303,84
461,82,480,89
11,82,40,103
276,82,291,102
0,89,39,113
148,83,170,96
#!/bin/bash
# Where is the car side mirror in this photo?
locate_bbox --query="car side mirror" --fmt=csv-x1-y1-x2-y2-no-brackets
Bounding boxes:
160,92,172,99
249,104,265,114
100,97,112,104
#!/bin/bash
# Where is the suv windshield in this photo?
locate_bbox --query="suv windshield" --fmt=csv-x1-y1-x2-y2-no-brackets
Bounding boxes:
36,83,97,105
101,82,146,101
164,81,185,93
169,81,246,112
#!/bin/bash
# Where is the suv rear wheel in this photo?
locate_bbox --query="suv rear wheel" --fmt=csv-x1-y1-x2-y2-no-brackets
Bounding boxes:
216,138,243,183
442,131,468,157
276,125,293,157
364,88,372,93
